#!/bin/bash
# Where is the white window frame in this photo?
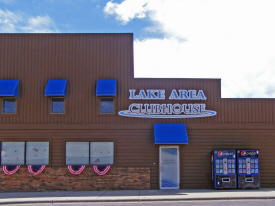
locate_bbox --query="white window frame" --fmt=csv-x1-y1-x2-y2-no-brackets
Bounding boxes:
159,145,180,189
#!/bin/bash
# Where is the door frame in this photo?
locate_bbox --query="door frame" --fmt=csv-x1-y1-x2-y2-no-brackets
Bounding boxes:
159,145,180,189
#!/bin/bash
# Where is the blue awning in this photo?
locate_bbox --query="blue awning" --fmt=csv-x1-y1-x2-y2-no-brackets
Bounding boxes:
96,80,116,96
45,80,67,97
0,80,19,98
154,123,188,144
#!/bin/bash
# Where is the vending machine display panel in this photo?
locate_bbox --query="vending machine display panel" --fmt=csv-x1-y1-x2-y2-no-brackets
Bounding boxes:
237,150,260,189
211,150,237,189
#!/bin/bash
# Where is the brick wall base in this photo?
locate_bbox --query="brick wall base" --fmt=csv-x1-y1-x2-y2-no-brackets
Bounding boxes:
0,166,150,192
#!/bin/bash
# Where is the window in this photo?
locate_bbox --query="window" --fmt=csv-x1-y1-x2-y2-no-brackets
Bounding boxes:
45,79,67,114
51,98,65,114
66,142,89,165
96,79,116,114
100,98,114,114
2,98,16,114
1,141,50,166
90,142,114,165
1,142,25,165
26,142,49,165
65,142,114,165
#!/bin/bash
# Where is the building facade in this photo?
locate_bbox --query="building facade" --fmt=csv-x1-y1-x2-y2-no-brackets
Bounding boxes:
0,33,274,191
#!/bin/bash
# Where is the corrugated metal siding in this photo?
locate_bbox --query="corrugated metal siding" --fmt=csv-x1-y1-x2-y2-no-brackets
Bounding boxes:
1,33,274,124
118,78,221,124
181,129,275,189
0,126,274,189
0,128,159,188
0,33,134,124
220,99,273,123
1,34,275,190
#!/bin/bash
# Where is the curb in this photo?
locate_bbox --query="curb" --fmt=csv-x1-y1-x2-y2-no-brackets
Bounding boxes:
1,196,275,205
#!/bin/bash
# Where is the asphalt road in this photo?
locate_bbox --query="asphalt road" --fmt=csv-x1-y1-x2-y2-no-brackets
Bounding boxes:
7,200,275,206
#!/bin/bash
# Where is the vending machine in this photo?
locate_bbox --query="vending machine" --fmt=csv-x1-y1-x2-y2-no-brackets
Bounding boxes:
211,150,237,189
237,150,260,189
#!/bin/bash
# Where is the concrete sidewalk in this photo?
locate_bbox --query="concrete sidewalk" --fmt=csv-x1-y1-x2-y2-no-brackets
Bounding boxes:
0,189,275,204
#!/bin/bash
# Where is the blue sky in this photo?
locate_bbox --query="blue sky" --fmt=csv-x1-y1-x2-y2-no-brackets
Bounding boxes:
0,0,156,37
1,0,275,98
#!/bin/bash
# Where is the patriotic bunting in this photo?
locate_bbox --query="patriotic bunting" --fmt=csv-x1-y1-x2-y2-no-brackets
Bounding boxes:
2,165,21,175
93,165,111,176
68,165,85,175
28,165,46,175
2,165,111,176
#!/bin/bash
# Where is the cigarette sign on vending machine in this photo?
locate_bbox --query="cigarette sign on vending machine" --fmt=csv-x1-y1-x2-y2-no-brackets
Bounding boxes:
237,150,260,189
211,150,237,189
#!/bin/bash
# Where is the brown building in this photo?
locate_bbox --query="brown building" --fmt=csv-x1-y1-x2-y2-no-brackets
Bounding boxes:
0,33,274,191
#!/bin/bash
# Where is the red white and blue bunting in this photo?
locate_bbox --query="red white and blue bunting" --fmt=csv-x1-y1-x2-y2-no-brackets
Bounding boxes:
68,165,86,175
28,165,46,175
2,165,21,175
93,165,111,176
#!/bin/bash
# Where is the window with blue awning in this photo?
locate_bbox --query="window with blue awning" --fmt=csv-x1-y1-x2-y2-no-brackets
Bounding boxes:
154,123,188,144
0,80,19,98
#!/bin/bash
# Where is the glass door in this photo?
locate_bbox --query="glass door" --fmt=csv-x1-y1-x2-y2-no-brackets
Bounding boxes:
159,146,180,189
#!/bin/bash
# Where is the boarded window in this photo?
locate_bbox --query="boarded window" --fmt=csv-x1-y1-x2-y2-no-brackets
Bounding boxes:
26,142,49,165
1,142,25,165
66,142,89,165
90,142,114,165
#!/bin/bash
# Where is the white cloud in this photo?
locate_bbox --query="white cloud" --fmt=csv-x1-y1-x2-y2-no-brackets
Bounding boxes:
0,9,21,32
104,0,275,98
0,0,15,4
0,9,58,33
22,15,58,33
104,0,149,25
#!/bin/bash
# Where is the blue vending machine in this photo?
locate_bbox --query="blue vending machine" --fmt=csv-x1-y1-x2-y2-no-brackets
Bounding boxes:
237,150,260,189
211,150,237,189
